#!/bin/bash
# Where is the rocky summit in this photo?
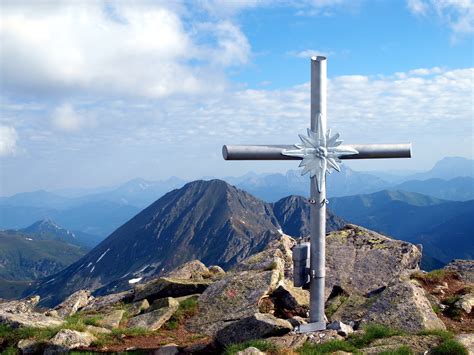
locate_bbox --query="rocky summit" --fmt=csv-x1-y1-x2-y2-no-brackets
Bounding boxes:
2,225,471,354
24,179,344,307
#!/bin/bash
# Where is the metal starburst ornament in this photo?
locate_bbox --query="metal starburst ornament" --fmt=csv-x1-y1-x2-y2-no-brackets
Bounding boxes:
282,114,358,192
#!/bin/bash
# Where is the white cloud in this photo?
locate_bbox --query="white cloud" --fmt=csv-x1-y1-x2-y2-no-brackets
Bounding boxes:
0,125,18,156
51,103,84,132
407,0,474,36
408,67,443,75
0,2,250,99
288,49,333,58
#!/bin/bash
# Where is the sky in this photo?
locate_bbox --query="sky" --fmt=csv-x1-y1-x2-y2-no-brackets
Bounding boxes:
0,0,473,196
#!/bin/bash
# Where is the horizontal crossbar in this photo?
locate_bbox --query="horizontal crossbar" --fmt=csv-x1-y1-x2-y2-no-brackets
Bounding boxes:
222,143,412,160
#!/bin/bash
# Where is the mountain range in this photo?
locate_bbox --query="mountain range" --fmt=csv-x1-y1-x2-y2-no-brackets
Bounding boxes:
1,157,472,243
329,190,474,266
24,179,345,306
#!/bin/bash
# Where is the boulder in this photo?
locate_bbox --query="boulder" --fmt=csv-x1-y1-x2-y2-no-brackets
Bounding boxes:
0,296,40,314
133,277,212,303
149,297,178,312
361,280,446,332
54,290,91,317
215,313,292,346
17,338,43,354
187,269,280,336
154,343,180,355
45,329,96,354
127,299,150,317
327,320,354,336
265,234,296,278
127,297,179,330
325,225,421,298
455,293,473,314
165,260,210,280
97,309,124,329
208,265,225,278
270,280,309,318
237,347,266,355
233,248,285,276
0,311,64,329
81,290,134,312
444,260,474,283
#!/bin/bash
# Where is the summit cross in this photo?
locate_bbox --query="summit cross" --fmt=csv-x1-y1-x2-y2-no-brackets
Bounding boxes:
222,56,412,332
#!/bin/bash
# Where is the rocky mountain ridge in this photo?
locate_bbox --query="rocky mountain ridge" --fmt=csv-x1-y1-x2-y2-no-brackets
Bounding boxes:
24,179,344,307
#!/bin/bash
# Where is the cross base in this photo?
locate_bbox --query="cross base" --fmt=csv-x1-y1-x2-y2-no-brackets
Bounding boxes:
297,321,326,333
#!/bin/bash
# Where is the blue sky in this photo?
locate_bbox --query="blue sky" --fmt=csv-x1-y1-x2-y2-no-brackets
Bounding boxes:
0,0,473,195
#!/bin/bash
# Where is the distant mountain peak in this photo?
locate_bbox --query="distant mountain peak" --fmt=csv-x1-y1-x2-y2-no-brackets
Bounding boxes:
20,219,77,241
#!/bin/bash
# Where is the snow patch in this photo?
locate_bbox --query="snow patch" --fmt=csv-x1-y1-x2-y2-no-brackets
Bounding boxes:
128,277,142,284
96,248,110,263
277,228,283,235
90,266,95,273
25,238,33,241
87,262,93,268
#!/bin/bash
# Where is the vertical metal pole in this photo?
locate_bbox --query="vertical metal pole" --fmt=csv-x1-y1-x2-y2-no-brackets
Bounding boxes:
309,56,326,330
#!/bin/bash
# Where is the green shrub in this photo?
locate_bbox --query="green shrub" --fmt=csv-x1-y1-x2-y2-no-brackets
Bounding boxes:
224,340,278,355
417,329,453,342
431,339,468,355
348,324,404,347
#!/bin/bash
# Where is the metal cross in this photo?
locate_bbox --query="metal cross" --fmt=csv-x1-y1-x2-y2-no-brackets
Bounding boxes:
222,56,411,332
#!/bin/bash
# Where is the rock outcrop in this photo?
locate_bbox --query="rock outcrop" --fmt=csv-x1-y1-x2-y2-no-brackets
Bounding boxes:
361,280,446,332
127,297,179,330
325,224,421,298
54,290,91,317
215,313,293,346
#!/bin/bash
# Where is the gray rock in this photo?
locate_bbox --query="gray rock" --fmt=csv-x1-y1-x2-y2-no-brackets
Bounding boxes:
325,225,421,298
17,338,43,354
233,248,285,276
153,343,180,355
361,280,446,332
54,290,91,317
149,297,178,312
215,313,292,346
455,333,474,355
270,280,309,317
133,277,212,303
455,293,473,314
81,290,134,312
0,296,40,314
208,265,225,278
45,329,96,354
97,309,124,329
165,260,210,280
266,329,342,349
444,260,474,283
127,298,179,330
0,311,64,328
127,299,150,317
329,294,372,323
236,347,266,355
187,269,280,336
326,320,354,336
